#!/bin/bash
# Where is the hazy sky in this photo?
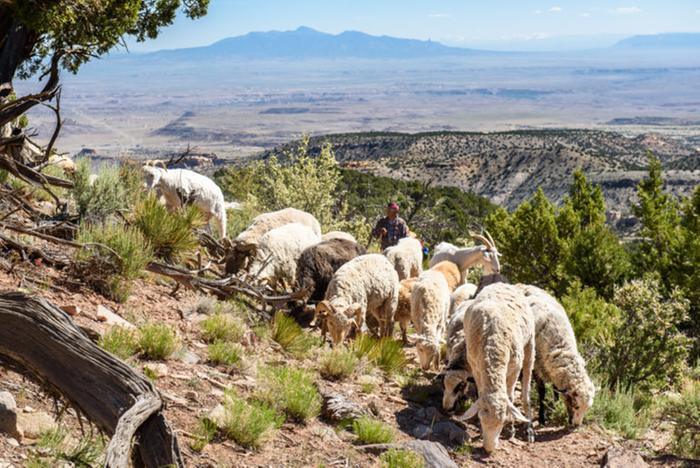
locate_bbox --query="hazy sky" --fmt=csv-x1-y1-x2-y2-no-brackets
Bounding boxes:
125,0,700,52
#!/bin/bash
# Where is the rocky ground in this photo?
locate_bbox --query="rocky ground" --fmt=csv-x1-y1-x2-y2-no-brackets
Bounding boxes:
0,259,691,467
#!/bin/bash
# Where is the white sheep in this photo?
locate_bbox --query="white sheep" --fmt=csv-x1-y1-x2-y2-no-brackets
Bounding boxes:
315,254,399,345
142,166,227,238
321,230,357,243
516,284,596,426
457,282,535,453
384,237,423,280
410,267,451,370
395,277,417,343
450,282,477,317
246,223,321,290
441,297,475,412
429,232,501,284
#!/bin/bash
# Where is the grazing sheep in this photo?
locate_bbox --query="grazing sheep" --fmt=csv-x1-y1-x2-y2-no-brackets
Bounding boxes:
429,260,462,292
410,269,451,370
450,282,477,316
429,231,501,284
457,282,535,453
441,297,475,412
142,165,227,238
395,277,418,343
225,208,321,274
246,223,321,290
383,237,423,280
295,238,367,304
516,284,596,426
315,254,399,345
47,154,76,173
321,231,357,243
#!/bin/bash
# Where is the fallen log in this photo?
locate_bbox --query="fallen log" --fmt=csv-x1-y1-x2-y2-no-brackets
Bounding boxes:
0,291,183,467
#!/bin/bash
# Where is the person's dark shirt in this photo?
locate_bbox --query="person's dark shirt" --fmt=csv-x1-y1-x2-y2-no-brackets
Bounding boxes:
372,216,409,250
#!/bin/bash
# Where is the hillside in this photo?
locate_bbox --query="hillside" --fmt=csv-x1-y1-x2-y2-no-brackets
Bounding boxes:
260,130,700,210
615,33,700,49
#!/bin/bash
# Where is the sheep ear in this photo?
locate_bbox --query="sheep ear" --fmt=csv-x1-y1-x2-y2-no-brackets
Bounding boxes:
457,400,480,421
509,402,530,423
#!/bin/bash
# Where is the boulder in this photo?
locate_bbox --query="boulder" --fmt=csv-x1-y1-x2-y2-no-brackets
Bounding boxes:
0,392,21,439
602,447,648,468
433,421,468,445
412,424,432,439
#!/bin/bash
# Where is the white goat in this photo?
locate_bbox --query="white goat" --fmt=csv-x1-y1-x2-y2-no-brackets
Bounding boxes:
429,231,501,284
142,165,227,238
384,237,423,280
516,284,596,426
315,254,399,345
457,282,535,453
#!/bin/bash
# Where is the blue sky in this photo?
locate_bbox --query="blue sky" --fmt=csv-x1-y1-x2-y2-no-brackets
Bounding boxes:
126,0,700,52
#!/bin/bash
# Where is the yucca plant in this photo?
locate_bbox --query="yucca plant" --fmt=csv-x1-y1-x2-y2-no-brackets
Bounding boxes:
271,311,319,358
134,194,205,263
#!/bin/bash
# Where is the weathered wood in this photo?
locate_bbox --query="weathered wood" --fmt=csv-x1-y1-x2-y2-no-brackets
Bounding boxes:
0,291,183,467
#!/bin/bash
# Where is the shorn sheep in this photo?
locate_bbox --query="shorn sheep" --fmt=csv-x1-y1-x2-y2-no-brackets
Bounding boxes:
315,254,399,345
225,208,321,274
246,223,321,290
142,165,227,238
383,237,424,280
516,284,596,426
321,231,357,243
410,263,453,370
429,232,501,284
457,282,535,453
395,277,418,343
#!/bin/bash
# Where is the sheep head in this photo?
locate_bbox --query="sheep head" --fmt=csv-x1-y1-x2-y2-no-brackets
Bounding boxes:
413,336,441,370
315,301,361,346
458,393,529,453
224,241,257,274
440,369,471,412
142,165,164,190
562,378,596,426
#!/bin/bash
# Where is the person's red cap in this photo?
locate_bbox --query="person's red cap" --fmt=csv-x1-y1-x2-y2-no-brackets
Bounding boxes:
387,202,399,211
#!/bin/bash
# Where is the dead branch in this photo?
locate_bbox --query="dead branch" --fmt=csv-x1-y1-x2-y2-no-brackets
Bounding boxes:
166,144,197,168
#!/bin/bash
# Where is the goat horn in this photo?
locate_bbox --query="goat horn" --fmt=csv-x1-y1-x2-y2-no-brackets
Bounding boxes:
484,230,497,248
471,233,492,249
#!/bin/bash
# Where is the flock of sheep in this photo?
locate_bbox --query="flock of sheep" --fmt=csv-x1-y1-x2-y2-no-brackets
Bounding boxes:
134,164,596,454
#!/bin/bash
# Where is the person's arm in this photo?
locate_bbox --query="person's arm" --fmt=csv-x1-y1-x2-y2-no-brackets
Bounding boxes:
372,219,387,238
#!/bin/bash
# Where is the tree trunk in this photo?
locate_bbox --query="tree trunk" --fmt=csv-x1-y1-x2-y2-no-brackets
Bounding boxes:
0,291,184,468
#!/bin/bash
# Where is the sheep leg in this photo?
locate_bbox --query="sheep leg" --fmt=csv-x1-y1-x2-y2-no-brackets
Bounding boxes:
536,376,547,426
522,339,536,443
400,319,408,344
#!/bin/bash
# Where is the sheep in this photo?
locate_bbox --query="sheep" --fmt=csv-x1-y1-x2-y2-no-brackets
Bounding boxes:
246,223,321,290
315,254,399,345
395,277,417,343
47,154,76,173
142,165,227,238
321,231,357,243
441,297,475,412
294,237,367,304
383,237,423,280
225,208,321,274
429,231,501,284
515,284,596,427
450,282,477,317
457,282,535,453
430,260,462,292
410,268,451,371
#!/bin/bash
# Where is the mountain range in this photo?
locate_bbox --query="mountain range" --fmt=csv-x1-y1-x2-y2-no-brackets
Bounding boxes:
140,27,700,61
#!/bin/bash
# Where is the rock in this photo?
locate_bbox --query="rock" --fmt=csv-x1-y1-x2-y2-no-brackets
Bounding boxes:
433,421,468,444
60,305,80,316
415,406,441,423
0,392,20,439
312,426,342,443
320,391,367,422
185,391,198,401
143,363,169,378
176,349,201,365
95,305,135,329
360,440,457,468
412,424,432,439
602,447,648,468
6,438,19,448
205,404,226,428
210,388,225,398
17,411,57,439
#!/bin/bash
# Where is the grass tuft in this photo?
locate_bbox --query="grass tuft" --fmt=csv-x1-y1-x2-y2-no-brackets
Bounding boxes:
350,335,407,375
258,365,322,422
190,417,218,452
271,311,319,357
352,416,394,444
138,322,178,360
218,391,283,449
200,312,245,343
99,326,139,360
379,448,425,468
319,347,359,381
28,428,105,467
208,341,244,367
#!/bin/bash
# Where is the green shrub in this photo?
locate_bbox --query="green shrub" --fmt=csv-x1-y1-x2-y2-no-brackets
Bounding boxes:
218,392,282,449
663,380,700,458
271,311,319,357
380,449,425,468
134,194,205,262
258,365,321,422
588,386,651,439
352,416,394,444
319,347,358,381
138,323,178,360
72,159,139,223
190,417,218,452
600,279,690,392
208,341,244,367
200,312,245,343
75,222,153,302
99,326,139,360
